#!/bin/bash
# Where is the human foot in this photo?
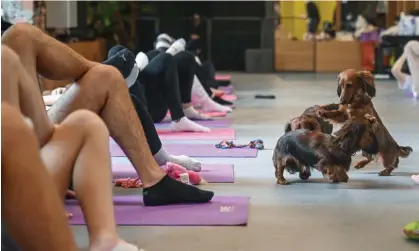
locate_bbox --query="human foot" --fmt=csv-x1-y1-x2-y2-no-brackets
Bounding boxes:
153,147,202,171
183,106,211,120
213,96,233,106
170,117,210,132
90,235,142,251
169,155,201,171
166,38,186,56
143,175,214,206
104,48,139,88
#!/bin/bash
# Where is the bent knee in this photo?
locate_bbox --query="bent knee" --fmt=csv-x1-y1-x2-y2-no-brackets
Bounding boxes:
404,41,419,54
63,110,109,136
87,64,128,91
2,23,36,45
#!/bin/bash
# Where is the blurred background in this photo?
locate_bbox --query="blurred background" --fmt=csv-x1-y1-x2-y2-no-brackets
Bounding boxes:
13,0,419,75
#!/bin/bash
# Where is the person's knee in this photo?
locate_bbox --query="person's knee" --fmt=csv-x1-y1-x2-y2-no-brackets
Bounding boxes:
1,23,38,46
1,103,35,148
86,64,128,93
404,41,419,55
63,110,109,137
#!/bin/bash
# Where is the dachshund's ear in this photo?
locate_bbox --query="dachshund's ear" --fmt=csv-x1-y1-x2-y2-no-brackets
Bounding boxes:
336,78,342,97
359,71,376,98
284,121,292,133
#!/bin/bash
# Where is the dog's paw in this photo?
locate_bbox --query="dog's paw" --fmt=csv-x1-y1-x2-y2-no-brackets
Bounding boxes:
277,179,290,185
353,162,366,169
378,169,392,176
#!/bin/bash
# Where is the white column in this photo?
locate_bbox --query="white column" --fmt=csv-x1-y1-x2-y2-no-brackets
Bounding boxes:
45,1,78,28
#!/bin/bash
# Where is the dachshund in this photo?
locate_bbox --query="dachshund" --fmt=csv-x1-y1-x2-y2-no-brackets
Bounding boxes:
316,69,413,176
284,105,335,134
273,113,378,185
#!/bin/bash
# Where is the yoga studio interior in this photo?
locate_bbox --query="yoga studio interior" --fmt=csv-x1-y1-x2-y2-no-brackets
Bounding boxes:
2,1,419,251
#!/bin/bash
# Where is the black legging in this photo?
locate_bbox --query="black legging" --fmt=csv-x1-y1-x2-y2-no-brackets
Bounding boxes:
146,49,194,104
129,90,162,155
135,52,186,122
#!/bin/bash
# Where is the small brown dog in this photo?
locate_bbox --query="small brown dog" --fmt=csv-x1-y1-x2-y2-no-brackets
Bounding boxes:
273,111,378,185
316,69,412,176
284,105,335,134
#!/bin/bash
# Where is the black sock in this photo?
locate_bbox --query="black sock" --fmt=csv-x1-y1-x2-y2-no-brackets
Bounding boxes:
213,96,233,106
143,175,214,206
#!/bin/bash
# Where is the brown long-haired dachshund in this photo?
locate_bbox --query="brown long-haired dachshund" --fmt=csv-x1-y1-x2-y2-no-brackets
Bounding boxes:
273,113,378,185
316,69,413,176
284,105,335,134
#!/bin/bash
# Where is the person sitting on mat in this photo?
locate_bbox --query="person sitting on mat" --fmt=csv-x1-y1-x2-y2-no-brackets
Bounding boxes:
2,23,214,207
147,33,232,113
391,41,418,99
109,42,211,133
2,46,143,250
42,49,203,170
186,38,234,106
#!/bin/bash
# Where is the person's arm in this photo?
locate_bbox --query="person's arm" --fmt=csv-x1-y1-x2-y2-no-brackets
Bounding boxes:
391,52,407,84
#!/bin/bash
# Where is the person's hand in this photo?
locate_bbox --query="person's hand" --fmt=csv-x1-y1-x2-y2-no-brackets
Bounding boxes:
191,34,200,40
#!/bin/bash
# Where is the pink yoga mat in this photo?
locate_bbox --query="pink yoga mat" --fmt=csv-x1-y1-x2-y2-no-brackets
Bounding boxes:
154,119,232,129
202,111,227,117
215,75,231,81
111,157,235,183
66,196,249,226
166,111,227,118
110,143,258,158
222,94,238,101
156,128,235,140
218,85,234,94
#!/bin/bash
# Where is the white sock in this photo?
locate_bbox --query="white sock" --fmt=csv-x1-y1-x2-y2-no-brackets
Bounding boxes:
153,147,202,171
191,76,232,113
165,38,186,56
170,117,210,132
111,242,143,251
135,52,149,71
183,106,211,120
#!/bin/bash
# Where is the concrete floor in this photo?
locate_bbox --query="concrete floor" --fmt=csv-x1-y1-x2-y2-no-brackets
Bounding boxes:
73,73,419,251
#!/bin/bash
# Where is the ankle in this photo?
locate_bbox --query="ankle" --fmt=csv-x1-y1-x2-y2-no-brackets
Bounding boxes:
90,231,119,251
182,103,192,109
141,169,165,188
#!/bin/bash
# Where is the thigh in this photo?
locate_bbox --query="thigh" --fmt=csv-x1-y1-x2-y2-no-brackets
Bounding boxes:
39,118,85,195
143,85,168,122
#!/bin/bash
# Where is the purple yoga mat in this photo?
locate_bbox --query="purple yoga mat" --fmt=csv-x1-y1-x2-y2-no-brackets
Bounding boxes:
66,196,249,226
154,119,232,129
111,157,235,183
110,142,258,158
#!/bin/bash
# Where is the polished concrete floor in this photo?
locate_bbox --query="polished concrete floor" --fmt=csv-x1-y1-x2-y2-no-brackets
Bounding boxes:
73,73,419,251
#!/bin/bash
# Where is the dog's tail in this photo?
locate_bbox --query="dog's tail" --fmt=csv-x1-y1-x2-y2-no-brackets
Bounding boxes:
398,146,413,158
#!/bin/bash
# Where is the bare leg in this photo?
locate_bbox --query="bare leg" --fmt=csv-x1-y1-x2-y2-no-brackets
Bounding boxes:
3,24,213,206
1,103,77,251
2,23,163,187
404,41,419,95
41,110,139,251
1,45,54,146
